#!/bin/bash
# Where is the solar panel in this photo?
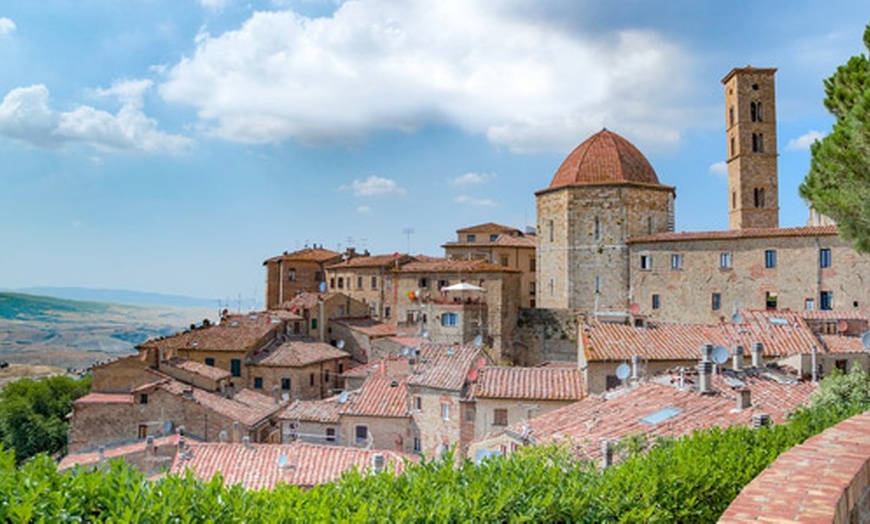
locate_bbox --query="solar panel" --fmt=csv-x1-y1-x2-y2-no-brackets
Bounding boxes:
639,406,682,425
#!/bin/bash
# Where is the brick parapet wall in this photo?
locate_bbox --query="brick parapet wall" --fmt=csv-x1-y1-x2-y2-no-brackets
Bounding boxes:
720,409,870,523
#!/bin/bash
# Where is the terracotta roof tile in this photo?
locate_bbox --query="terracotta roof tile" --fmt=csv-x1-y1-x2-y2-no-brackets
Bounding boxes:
503,372,815,461
474,367,585,401
327,253,412,269
443,234,536,249
819,335,867,354
398,258,521,274
166,358,231,381
264,247,342,264
343,377,409,418
59,434,180,471
629,225,839,243
251,340,349,368
405,343,484,391
279,396,344,423
155,380,281,427
73,393,133,405
344,356,411,379
139,314,281,353
170,441,408,490
800,309,869,321
456,223,521,234
331,318,397,338
275,292,342,311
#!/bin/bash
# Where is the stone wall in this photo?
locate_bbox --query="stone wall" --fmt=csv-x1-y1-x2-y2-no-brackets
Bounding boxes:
91,355,151,393
512,308,578,366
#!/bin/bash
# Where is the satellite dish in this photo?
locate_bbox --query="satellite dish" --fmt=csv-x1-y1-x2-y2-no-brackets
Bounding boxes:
318,281,326,293
862,331,870,350
615,363,631,381
837,320,849,333
402,346,410,356
473,335,483,347
338,390,349,404
337,339,346,349
711,345,729,365
164,421,172,434
467,367,479,382
421,328,430,339
628,303,640,315
732,311,744,324
277,452,288,468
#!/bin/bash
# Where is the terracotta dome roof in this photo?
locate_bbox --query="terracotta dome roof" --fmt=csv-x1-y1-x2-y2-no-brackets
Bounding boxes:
548,129,660,189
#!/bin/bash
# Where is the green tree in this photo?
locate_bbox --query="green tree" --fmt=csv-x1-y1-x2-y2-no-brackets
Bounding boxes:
800,23,870,252
0,375,90,463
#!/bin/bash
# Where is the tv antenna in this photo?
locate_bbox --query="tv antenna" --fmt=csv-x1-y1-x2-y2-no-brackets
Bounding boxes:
402,227,414,254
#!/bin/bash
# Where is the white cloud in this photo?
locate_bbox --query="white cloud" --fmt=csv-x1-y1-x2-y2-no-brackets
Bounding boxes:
0,18,15,36
455,195,497,207
198,0,229,10
356,205,371,213
449,172,495,186
159,1,691,151
341,175,406,197
708,161,727,178
787,130,824,151
0,82,192,154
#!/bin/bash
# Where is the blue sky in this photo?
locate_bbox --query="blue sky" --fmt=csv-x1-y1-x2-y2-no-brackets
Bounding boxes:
0,1,867,305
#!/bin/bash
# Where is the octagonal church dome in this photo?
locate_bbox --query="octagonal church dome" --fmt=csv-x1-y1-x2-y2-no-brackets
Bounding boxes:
548,129,661,189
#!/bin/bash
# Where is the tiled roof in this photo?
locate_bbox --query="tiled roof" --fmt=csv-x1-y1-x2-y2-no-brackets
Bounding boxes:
502,372,815,461
73,393,133,405
171,441,408,490
155,380,281,427
276,292,341,311
58,434,181,471
405,343,484,391
327,253,412,269
343,356,411,380
166,358,231,381
819,335,867,354
279,396,344,423
343,376,410,418
474,367,585,401
263,247,342,264
332,317,397,338
251,340,349,368
443,234,536,249
397,258,521,274
628,225,839,243
583,309,823,362
456,222,520,234
547,129,664,190
800,309,869,321
139,314,281,353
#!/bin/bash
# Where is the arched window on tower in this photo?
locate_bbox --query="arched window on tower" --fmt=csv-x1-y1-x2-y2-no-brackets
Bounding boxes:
730,136,736,157
752,133,760,153
750,101,758,122
647,216,653,235
732,191,737,210
753,187,765,208
757,102,763,122
729,106,734,126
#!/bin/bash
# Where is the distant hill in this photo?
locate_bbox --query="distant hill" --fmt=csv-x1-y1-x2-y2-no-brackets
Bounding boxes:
0,292,110,322
13,287,218,309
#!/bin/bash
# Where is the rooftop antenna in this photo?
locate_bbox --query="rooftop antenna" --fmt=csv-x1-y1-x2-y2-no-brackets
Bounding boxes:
402,227,414,254
615,362,631,384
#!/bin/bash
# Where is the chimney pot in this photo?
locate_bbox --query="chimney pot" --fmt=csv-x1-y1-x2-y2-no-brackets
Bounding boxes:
733,345,745,372
601,440,613,470
737,388,751,410
700,344,714,362
751,343,764,368
697,360,713,394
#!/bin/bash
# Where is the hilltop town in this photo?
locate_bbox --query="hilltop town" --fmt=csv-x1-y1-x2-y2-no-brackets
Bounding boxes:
61,66,870,489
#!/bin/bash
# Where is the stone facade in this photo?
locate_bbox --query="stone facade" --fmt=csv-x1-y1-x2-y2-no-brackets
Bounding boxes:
90,355,152,393
324,254,413,321
408,386,463,458
263,246,341,309
247,357,348,401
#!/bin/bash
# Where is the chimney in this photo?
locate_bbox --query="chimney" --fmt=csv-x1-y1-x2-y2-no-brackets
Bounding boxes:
601,440,613,470
242,436,252,448
700,344,713,362
631,355,642,381
736,388,751,410
732,345,745,372
698,360,713,394
751,343,764,368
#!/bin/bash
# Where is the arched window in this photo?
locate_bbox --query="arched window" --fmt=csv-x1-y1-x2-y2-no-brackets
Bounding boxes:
750,101,758,122
752,133,759,152
729,106,734,126
756,102,763,121
753,188,766,208
730,136,735,157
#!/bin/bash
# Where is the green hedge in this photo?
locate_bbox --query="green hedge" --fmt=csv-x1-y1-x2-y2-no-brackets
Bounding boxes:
0,370,866,522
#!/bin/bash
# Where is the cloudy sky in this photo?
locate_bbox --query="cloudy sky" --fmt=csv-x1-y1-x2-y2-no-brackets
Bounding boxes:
0,1,867,304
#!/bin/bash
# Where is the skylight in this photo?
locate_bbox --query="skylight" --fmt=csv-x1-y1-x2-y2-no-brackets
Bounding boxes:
640,406,682,425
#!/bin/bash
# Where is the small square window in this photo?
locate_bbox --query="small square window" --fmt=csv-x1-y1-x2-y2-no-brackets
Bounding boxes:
204,358,215,367
640,255,652,270
139,394,148,405
671,254,683,270
719,252,733,269
493,408,508,426
281,377,290,390
326,427,336,443
254,377,263,389
465,406,474,422
711,293,721,311
489,234,498,242
467,234,476,242
355,425,368,445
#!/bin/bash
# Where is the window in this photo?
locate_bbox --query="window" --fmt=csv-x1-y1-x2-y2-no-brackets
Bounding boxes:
605,375,620,390
441,313,458,326
441,403,450,421
820,291,833,311
139,394,148,405
671,254,683,270
765,292,778,310
385,277,392,290
337,277,344,289
329,278,335,289
595,276,601,294
529,256,536,272
529,282,536,296
651,294,661,310
593,216,601,241
287,268,296,282
338,362,344,374
467,234,476,242
548,220,554,242
414,396,422,411
500,256,509,267
384,306,391,319
326,428,336,443
315,271,323,283
750,101,758,122
729,105,734,126
805,298,815,311
730,137,736,158
752,133,764,153
309,373,316,387
281,377,290,390
820,248,832,268
489,234,498,242
254,377,263,389
355,425,368,445
719,252,732,269
370,302,377,317
493,408,508,426
230,359,241,377
357,276,363,289
765,250,776,268
753,187,765,208
640,255,652,270
711,293,721,311
836,359,848,373
311,318,318,330
438,279,448,290
371,276,378,289
732,190,736,209
204,357,215,367
413,437,421,453
419,277,429,288
465,406,475,422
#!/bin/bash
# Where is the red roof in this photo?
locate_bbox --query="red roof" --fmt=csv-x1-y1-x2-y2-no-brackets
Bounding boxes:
474,367,584,401
151,379,281,427
166,358,231,381
502,372,815,461
170,441,408,489
456,222,521,234
397,258,520,274
547,129,663,190
263,247,342,264
279,396,344,423
58,434,180,471
406,343,484,391
819,335,867,354
251,340,349,368
275,292,342,311
331,318,397,338
343,377,409,418
327,253,412,269
628,225,839,243
139,314,281,353
344,356,412,379
73,393,134,405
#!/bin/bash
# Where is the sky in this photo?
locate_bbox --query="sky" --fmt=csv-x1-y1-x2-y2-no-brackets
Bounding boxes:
0,1,867,306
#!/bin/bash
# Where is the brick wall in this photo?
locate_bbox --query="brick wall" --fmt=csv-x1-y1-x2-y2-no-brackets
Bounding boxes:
91,355,151,393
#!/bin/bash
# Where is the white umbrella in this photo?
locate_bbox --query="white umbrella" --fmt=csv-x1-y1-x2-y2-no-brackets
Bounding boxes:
442,282,485,292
